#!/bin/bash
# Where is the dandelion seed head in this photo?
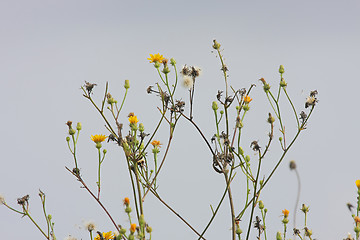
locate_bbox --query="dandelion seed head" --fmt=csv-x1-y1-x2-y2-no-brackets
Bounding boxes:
182,76,194,89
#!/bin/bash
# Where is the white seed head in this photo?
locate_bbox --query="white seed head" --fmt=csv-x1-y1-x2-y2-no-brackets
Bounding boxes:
182,76,194,89
84,220,96,232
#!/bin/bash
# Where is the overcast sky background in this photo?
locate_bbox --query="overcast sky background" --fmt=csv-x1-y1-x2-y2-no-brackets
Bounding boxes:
1,1,360,239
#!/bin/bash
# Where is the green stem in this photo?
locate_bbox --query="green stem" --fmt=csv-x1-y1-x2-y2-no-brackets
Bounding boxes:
23,209,49,239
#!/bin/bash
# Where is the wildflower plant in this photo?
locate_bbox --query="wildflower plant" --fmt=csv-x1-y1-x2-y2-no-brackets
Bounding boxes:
1,40,324,240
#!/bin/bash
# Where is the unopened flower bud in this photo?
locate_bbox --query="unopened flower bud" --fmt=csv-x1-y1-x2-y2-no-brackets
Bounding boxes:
69,128,76,136
243,105,250,112
125,206,132,214
139,214,145,227
259,200,264,209
120,228,126,235
162,66,170,74
220,110,224,115
76,122,82,131
245,155,250,162
212,101,219,111
103,149,107,154
170,58,176,66
66,136,70,142
279,65,285,74
139,123,144,132
236,227,242,235
212,39,221,49
289,160,296,170
276,231,283,240
280,78,287,87
263,83,271,92
279,137,283,142
238,147,244,155
124,79,130,89
267,113,275,124
146,226,152,233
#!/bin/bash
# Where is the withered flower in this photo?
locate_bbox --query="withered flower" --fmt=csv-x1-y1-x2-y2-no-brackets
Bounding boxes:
84,81,97,95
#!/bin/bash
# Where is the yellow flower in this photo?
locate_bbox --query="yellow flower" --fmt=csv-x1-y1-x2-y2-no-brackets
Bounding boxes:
123,197,130,206
148,53,164,63
356,180,360,189
355,216,360,225
243,95,252,104
128,115,139,124
282,209,289,218
94,231,114,240
90,134,107,143
151,140,161,147
130,223,137,233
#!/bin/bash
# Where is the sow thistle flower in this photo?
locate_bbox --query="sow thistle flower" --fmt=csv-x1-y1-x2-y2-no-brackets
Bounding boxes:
148,53,164,63
130,223,137,233
91,135,107,143
95,231,114,240
128,115,139,124
282,209,289,218
355,179,360,189
151,140,161,147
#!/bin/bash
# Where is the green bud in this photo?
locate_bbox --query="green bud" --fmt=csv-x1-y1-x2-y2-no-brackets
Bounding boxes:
139,123,145,132
259,200,264,209
279,137,283,142
212,101,219,111
69,128,76,135
76,122,82,131
354,226,360,233
243,105,250,112
146,226,153,233
238,147,244,155
279,65,285,74
245,155,250,162
103,149,107,154
66,136,70,142
267,113,275,124
96,142,102,149
212,39,221,49
139,214,145,227
259,180,264,186
170,58,176,66
263,83,271,92
128,235,135,240
125,206,132,214
220,110,224,115
264,208,268,213
124,79,130,89
154,62,161,68
276,231,283,240
236,106,240,111
120,228,126,235
162,66,170,74
236,227,242,235
280,78,287,87
48,214,52,221
301,204,310,213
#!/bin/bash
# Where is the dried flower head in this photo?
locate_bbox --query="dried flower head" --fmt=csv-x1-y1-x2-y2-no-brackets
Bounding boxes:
91,135,107,143
84,81,97,95
0,194,5,205
282,209,289,218
250,141,260,151
305,90,319,108
148,53,164,63
182,75,194,89
84,220,96,232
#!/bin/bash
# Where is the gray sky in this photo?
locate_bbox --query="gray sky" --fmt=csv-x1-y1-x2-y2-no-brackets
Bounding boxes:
1,0,360,239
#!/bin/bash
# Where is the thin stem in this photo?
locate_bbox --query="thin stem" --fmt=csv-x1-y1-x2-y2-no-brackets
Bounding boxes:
23,208,49,239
